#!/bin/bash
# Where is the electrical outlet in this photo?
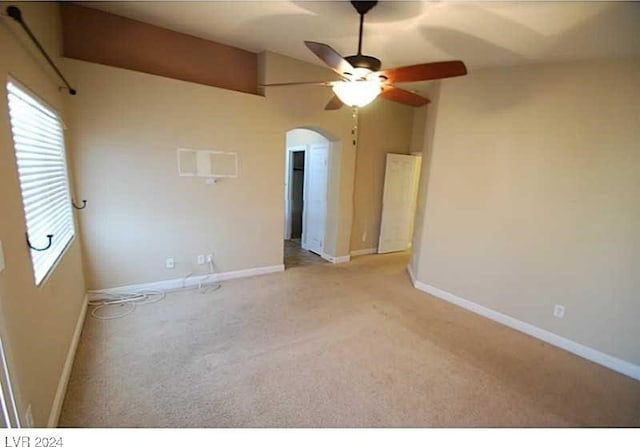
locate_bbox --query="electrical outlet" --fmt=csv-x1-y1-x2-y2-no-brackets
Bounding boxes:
206,254,213,263
197,255,205,265
362,231,367,242
24,404,34,428
165,257,175,269
553,304,565,319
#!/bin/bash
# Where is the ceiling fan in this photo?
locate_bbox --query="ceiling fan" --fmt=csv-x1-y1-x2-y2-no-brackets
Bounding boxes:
262,1,467,110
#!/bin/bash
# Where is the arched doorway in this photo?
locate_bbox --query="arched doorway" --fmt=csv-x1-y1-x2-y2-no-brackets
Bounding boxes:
283,127,337,268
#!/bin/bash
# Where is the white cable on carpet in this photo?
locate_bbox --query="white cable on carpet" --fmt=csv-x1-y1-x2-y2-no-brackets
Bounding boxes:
195,258,221,294
88,259,221,320
88,290,166,320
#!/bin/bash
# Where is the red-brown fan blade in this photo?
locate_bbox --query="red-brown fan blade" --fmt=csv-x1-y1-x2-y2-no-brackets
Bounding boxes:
376,61,467,84
380,86,430,107
305,41,354,78
324,95,344,111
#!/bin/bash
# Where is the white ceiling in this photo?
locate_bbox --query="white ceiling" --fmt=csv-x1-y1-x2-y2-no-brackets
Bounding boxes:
77,1,640,87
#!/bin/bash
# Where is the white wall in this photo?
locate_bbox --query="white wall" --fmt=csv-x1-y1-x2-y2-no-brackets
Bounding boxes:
411,59,640,368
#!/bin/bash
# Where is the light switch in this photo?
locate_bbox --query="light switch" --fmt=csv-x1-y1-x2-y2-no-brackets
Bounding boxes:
0,241,5,273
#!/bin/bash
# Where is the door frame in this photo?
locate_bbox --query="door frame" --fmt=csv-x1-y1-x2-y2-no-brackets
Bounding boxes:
284,145,306,240
0,333,20,428
377,153,422,254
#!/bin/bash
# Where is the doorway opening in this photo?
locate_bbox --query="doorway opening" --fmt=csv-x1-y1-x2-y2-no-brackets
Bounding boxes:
284,128,331,269
286,149,305,241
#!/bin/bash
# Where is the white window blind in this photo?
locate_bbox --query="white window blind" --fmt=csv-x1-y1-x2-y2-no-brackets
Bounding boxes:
7,81,75,286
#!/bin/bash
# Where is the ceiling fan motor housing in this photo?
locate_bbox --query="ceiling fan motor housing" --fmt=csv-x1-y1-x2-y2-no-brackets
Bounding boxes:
351,1,378,16
345,54,381,73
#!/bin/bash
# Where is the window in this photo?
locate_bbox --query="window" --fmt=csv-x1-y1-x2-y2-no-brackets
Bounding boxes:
6,80,75,286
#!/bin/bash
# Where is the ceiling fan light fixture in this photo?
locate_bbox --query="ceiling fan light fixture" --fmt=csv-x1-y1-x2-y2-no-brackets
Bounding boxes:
332,80,381,107
293,1,466,111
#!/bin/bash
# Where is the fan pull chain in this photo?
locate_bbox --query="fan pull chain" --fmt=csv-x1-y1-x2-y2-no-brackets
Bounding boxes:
352,106,359,148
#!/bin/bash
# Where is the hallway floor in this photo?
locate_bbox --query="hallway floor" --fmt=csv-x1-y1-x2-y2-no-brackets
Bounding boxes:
284,239,326,269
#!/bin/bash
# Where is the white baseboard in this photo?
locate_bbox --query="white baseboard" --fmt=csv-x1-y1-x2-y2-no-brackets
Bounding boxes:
409,271,640,381
350,247,377,256
321,253,351,264
90,264,285,295
215,264,284,281
47,295,88,427
406,263,417,286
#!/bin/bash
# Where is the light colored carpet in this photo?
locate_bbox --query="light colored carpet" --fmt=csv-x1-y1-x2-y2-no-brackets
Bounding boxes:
59,253,640,427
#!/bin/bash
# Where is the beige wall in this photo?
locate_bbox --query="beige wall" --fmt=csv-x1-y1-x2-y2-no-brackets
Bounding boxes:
66,58,282,290
65,50,414,289
409,104,428,154
350,99,414,252
409,83,441,274
0,2,86,427
412,59,640,365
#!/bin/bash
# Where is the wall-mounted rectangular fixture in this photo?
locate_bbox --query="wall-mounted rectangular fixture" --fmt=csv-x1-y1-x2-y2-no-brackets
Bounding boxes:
177,148,238,178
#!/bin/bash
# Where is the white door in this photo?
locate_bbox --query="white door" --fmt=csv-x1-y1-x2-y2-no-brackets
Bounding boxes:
302,144,329,255
378,153,422,254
